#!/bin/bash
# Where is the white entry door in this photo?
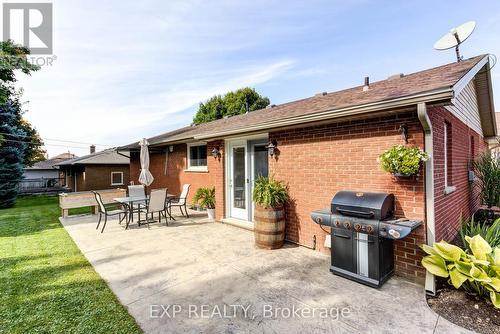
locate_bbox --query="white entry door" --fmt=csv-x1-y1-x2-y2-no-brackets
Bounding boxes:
228,140,248,220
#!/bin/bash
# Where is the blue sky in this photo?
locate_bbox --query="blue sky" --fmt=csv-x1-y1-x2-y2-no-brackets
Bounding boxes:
15,0,500,156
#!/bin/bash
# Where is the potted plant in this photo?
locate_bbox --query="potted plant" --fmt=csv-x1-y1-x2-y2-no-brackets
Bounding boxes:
192,187,216,220
378,145,429,177
252,176,289,249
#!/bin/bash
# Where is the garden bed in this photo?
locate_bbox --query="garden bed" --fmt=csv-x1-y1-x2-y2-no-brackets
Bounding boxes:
427,286,500,334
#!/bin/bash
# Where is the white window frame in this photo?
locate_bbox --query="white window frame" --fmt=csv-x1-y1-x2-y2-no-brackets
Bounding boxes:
443,123,456,195
111,171,124,186
186,142,208,172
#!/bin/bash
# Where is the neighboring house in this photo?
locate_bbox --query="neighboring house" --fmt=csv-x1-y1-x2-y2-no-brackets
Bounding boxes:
20,152,77,194
23,152,76,180
56,146,130,192
119,55,497,285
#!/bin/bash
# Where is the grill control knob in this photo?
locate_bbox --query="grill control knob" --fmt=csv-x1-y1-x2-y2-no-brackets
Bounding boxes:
366,225,374,233
335,220,341,227
343,221,351,229
354,223,361,231
315,217,323,224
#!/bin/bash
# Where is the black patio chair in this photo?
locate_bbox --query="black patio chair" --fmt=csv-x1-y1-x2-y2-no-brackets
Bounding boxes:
92,191,128,233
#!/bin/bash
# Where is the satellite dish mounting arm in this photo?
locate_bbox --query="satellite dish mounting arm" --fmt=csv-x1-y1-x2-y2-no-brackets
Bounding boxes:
453,31,462,62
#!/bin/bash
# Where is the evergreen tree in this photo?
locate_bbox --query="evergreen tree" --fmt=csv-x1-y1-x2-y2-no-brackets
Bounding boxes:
193,87,270,124
0,98,28,208
0,40,40,208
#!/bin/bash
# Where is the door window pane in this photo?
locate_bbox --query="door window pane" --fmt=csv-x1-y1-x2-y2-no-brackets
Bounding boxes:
233,147,246,209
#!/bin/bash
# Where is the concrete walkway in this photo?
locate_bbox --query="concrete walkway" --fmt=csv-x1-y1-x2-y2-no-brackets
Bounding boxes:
60,212,471,334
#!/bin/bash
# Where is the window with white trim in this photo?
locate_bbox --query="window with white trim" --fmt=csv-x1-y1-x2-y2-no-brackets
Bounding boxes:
111,171,124,185
187,143,207,170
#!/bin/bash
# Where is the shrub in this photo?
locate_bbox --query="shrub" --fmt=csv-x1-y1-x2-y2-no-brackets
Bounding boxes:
252,176,288,209
472,153,500,209
421,235,500,308
192,187,215,209
460,216,500,249
378,145,429,176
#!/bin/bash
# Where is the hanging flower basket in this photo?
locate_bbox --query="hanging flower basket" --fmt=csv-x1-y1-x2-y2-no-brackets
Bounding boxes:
378,145,429,177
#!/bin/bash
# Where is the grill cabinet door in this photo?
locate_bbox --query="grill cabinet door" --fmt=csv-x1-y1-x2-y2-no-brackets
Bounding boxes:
331,228,354,272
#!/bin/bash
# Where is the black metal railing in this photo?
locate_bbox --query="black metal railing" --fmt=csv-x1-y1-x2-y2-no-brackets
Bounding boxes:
18,177,66,194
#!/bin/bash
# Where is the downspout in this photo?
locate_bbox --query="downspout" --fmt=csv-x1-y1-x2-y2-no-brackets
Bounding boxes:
417,103,436,295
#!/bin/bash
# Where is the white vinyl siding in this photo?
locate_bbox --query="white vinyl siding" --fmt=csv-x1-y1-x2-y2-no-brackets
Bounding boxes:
445,80,483,136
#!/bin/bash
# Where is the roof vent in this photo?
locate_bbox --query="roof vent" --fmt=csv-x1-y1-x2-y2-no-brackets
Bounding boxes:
315,92,328,97
363,77,369,91
387,73,405,80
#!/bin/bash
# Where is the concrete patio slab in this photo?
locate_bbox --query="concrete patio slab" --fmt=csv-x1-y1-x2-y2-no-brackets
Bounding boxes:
60,212,472,334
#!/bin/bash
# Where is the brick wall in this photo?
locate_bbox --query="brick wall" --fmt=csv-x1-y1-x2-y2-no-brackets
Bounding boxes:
83,165,130,191
130,141,225,219
428,106,486,242
268,111,427,282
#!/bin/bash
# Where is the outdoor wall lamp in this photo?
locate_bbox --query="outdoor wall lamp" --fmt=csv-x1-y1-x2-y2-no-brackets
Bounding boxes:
168,145,174,153
211,146,220,158
399,124,409,144
266,140,278,157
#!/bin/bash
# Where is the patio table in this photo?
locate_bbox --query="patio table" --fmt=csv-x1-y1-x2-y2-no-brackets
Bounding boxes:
113,193,175,228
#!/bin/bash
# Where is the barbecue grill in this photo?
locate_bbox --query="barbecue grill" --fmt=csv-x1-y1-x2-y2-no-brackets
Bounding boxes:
311,191,422,288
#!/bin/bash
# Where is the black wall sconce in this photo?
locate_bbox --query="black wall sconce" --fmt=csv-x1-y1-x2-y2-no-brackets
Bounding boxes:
399,124,409,144
266,140,278,157
211,146,220,158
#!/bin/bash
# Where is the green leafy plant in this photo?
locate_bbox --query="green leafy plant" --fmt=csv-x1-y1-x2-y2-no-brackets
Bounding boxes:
472,153,500,209
421,235,500,308
460,216,500,249
253,176,289,209
192,187,215,209
378,145,429,176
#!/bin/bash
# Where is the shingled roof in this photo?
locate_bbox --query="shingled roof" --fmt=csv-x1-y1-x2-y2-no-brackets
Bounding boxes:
24,153,77,170
121,55,491,150
55,148,129,166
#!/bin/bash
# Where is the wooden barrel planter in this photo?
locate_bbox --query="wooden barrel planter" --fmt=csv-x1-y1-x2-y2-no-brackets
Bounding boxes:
254,205,285,249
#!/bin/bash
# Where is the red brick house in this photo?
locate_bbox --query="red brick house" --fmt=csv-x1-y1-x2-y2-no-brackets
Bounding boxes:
56,147,130,192
120,55,497,291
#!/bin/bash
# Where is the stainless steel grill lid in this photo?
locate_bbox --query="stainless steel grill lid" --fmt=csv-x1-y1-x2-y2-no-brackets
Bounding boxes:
331,191,395,221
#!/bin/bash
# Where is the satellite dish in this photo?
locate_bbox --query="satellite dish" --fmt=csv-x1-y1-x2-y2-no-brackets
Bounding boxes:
433,21,476,62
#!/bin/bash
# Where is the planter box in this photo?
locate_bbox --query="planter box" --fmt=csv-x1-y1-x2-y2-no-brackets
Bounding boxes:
59,188,126,218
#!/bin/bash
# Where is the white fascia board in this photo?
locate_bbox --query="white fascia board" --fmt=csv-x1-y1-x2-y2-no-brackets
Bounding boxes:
452,56,489,97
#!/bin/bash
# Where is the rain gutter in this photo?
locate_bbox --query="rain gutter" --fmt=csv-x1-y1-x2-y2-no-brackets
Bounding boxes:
417,102,436,296
194,88,454,140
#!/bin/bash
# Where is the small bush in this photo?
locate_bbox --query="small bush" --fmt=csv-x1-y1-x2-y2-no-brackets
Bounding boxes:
472,153,500,209
192,187,215,209
421,235,500,308
252,176,288,209
378,145,429,176
460,216,500,249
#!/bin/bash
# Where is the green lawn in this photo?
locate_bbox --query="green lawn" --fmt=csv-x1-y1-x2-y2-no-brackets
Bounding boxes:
0,195,142,334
